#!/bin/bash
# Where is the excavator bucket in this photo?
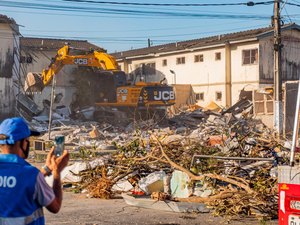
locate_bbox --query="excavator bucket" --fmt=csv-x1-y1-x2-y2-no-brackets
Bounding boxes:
24,72,44,93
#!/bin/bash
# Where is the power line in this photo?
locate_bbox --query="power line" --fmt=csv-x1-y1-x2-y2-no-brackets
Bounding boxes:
286,2,300,6
2,7,279,21
62,0,274,7
3,0,298,52
20,21,268,34
3,0,276,18
20,23,270,40
0,1,273,20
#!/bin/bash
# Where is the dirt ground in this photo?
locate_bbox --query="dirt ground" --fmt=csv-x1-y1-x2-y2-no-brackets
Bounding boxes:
44,191,278,225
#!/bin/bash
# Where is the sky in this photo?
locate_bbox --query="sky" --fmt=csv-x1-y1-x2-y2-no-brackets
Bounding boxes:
1,0,300,53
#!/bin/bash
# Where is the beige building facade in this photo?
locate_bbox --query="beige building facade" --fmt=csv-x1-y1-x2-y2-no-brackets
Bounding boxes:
112,24,300,110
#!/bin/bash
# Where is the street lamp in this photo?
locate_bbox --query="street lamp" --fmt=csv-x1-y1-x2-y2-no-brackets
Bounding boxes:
170,70,176,84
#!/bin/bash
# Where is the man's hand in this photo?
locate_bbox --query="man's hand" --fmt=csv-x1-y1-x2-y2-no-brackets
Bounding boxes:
41,147,69,177
51,150,70,178
45,149,70,214
45,147,55,171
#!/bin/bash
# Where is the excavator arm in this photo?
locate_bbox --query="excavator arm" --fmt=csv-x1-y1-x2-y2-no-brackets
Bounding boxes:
24,45,119,92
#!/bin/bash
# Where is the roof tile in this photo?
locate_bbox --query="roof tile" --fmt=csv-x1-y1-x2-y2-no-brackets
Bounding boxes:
0,14,16,24
20,37,105,52
111,24,299,59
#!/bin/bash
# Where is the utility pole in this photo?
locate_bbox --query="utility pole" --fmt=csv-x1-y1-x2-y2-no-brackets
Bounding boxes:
273,0,283,136
48,76,56,140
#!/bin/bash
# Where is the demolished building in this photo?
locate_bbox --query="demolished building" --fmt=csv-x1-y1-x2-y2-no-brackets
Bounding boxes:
0,14,20,120
19,37,103,112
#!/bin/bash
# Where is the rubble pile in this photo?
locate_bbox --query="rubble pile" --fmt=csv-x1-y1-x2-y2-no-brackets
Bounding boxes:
58,100,288,221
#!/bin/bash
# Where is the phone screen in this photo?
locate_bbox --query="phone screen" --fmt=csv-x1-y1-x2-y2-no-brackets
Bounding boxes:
54,135,65,157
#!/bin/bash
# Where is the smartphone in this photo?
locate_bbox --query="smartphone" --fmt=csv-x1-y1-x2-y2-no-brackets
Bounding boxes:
54,135,65,157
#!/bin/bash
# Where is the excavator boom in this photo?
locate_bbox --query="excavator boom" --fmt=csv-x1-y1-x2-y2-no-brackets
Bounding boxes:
24,45,119,92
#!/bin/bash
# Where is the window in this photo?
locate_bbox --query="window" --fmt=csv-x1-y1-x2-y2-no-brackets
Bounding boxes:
215,52,221,61
242,49,258,65
253,91,273,115
176,57,185,65
194,54,204,63
20,55,33,64
136,63,156,69
162,59,167,66
195,92,204,101
215,92,222,101
145,62,156,69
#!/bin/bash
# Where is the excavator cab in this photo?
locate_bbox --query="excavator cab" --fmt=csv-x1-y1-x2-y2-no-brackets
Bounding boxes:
82,70,128,104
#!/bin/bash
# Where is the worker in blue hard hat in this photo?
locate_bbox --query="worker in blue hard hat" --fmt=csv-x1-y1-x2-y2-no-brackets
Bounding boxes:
0,117,69,225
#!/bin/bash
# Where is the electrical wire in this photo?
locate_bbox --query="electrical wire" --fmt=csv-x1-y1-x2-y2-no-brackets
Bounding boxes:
0,0,273,20
2,0,299,51
280,0,294,23
286,2,300,6
19,23,270,41
62,0,274,7
0,0,274,15
20,22,268,36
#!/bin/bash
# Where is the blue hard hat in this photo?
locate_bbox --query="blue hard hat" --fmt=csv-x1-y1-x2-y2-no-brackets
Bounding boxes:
0,117,40,145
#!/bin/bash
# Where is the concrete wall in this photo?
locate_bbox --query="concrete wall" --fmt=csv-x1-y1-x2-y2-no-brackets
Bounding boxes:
231,42,260,104
20,50,77,110
0,23,19,119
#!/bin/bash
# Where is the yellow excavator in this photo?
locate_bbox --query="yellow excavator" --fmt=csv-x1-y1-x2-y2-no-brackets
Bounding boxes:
24,45,175,122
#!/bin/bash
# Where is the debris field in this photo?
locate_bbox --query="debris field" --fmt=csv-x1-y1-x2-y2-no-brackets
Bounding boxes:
30,98,292,221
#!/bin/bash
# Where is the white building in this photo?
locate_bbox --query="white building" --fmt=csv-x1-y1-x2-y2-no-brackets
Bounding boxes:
0,15,20,120
112,23,300,109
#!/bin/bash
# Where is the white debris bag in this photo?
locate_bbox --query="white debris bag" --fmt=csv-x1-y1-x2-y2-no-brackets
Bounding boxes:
112,179,134,192
45,158,106,186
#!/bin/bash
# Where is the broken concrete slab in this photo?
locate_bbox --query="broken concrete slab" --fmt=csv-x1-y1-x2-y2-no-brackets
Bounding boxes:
138,171,166,194
170,170,191,198
121,193,209,213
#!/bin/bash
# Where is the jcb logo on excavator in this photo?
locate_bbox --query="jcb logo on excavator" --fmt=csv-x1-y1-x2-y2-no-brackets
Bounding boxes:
154,91,175,101
74,58,88,65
